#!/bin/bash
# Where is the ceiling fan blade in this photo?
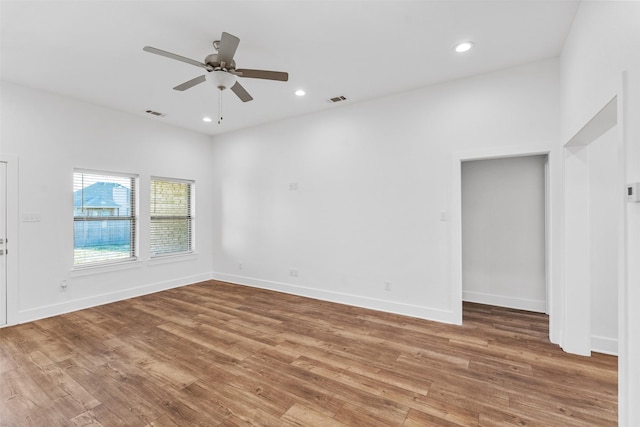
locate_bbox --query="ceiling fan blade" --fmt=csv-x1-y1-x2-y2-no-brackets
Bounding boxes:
236,69,289,82
143,46,211,70
173,75,206,91
231,81,253,102
217,32,240,66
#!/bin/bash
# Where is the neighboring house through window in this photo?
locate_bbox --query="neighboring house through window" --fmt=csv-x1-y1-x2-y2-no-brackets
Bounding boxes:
73,171,137,266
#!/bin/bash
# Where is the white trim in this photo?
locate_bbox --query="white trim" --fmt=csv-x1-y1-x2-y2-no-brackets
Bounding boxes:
12,273,212,325
451,144,553,329
73,169,139,267
591,335,618,356
150,175,194,185
619,70,640,427
462,291,546,313
452,144,554,162
562,145,591,356
0,162,6,326
561,93,621,357
149,176,195,258
565,98,617,147
70,259,143,277
74,167,139,179
212,272,459,324
147,251,198,265
0,154,19,326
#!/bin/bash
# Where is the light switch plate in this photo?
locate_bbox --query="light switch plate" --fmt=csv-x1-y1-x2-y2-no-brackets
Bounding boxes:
628,183,640,202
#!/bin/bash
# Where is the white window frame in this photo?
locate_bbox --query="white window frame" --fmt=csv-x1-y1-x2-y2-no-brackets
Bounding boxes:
73,169,138,268
150,176,194,258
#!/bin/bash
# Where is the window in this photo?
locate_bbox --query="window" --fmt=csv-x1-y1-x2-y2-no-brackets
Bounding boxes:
73,171,137,266
150,177,193,257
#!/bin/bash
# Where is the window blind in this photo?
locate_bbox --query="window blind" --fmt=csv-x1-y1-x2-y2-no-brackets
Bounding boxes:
150,177,193,257
73,170,137,266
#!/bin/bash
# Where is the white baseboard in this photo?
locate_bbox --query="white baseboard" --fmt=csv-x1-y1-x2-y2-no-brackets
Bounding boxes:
591,335,618,356
16,272,212,325
462,290,546,313
211,272,458,324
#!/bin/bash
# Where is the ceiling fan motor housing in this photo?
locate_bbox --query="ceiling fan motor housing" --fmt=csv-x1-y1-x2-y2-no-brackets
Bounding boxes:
204,54,236,71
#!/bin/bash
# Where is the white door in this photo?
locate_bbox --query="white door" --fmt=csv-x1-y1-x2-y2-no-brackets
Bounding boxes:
0,161,6,325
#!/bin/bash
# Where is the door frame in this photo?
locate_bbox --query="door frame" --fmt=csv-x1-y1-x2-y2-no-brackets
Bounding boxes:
459,154,549,313
0,154,19,327
450,145,553,327
562,97,618,356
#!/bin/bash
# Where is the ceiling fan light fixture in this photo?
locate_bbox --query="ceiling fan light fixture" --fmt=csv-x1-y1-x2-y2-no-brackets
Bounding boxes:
206,70,237,90
144,31,287,109
202,117,212,122
454,41,474,53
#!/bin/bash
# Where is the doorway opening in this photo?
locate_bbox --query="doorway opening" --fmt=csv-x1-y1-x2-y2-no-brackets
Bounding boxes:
563,96,620,356
450,145,553,330
461,155,548,314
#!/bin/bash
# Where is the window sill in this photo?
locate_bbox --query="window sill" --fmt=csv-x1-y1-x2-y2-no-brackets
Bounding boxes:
147,252,198,266
70,259,143,277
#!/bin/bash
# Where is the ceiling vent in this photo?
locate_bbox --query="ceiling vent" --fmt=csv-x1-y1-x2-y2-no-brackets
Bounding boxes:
145,109,166,117
329,95,347,103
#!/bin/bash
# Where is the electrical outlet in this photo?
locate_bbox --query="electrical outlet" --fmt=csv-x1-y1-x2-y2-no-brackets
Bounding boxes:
238,263,243,270
289,182,298,191
289,268,299,277
384,281,391,291
23,212,41,222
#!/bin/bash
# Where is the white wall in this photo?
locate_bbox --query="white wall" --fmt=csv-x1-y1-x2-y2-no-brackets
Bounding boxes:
211,59,560,324
461,155,546,312
561,2,640,140
0,81,214,324
621,71,640,427
589,126,619,355
560,2,640,425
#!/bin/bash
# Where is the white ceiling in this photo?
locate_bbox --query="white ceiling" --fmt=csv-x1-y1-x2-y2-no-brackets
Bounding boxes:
1,1,579,136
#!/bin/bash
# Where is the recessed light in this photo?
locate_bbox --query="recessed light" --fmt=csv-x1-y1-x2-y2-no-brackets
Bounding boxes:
295,89,306,97
454,41,474,53
202,117,212,122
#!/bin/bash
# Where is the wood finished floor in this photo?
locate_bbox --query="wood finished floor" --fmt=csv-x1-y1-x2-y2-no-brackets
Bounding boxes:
1,280,617,426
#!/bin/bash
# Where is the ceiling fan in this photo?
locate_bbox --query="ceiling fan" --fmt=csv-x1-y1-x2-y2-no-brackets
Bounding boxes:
143,32,288,103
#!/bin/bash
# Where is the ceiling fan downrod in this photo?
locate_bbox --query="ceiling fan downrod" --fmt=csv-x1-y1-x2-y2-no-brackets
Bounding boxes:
218,89,223,125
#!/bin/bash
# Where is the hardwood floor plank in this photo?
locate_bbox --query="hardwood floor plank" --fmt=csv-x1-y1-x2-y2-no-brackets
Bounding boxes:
69,409,104,426
280,403,349,427
290,355,433,411
334,401,408,426
0,280,617,425
403,407,477,427
237,352,346,417
402,400,480,426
